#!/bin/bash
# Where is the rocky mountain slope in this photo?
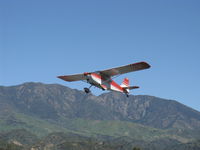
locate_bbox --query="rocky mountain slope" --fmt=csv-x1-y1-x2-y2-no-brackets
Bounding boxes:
97,93,200,129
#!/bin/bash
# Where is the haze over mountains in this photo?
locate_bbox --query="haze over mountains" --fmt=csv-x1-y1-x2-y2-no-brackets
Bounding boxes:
0,82,200,150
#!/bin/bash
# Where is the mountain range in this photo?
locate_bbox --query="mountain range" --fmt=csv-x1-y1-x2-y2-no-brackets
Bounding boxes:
0,82,200,150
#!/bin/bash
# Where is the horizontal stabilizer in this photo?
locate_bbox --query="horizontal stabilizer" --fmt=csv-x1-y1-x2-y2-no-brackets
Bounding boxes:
123,86,139,90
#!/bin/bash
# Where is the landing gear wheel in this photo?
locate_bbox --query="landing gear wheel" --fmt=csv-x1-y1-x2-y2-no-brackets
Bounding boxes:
84,88,91,93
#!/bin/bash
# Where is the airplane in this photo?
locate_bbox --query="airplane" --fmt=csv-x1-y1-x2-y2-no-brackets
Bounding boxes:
57,61,151,97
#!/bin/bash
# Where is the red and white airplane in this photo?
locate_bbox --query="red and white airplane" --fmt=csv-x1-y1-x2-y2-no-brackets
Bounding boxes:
58,62,151,97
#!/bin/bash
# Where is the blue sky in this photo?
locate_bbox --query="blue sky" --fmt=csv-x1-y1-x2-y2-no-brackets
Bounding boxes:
1,0,200,111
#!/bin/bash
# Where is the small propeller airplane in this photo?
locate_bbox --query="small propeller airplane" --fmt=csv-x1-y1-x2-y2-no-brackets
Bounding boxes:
58,61,151,97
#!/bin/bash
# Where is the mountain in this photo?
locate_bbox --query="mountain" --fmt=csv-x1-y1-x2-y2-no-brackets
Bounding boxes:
1,82,200,130
0,82,200,149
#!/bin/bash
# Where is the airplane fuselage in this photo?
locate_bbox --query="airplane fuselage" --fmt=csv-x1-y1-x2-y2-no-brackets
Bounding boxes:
84,72,126,93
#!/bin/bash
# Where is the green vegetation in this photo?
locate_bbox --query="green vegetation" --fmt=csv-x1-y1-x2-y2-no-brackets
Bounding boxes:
58,118,167,141
0,112,70,137
0,110,197,145
133,147,141,150
0,112,187,143
0,140,22,150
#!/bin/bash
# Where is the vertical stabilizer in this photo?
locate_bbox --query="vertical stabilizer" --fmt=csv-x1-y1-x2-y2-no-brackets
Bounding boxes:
121,78,129,87
121,78,130,93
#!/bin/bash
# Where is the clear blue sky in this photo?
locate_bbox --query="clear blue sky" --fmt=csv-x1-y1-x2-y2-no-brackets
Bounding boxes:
1,0,200,111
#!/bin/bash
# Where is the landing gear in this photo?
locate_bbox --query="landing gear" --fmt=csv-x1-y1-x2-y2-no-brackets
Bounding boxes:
84,88,91,93
84,85,92,94
126,94,129,97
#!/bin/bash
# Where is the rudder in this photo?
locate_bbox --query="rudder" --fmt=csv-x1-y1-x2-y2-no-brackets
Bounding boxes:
121,78,129,88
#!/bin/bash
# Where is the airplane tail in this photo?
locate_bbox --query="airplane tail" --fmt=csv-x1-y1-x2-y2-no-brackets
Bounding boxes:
121,78,129,88
121,78,139,93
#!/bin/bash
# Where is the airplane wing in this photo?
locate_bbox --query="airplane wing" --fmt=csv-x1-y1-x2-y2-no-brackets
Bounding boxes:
100,62,150,77
58,62,150,82
57,74,86,82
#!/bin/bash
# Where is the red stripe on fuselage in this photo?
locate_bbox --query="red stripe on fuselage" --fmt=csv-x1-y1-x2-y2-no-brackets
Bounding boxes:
111,80,124,92
91,73,124,92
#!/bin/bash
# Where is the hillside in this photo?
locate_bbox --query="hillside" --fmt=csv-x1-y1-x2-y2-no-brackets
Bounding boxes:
0,82,200,149
97,92,200,129
1,82,200,129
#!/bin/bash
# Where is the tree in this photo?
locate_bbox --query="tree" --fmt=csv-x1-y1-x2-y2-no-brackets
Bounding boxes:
133,147,141,150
